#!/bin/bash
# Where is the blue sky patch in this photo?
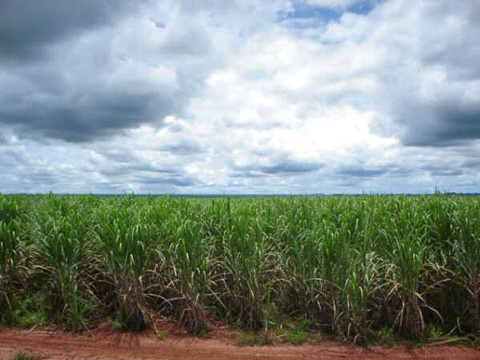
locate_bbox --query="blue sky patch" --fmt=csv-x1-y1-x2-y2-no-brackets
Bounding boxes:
277,0,379,28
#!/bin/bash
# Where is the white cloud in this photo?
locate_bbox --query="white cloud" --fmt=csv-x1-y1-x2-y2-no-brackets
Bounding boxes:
1,0,480,194
306,0,363,9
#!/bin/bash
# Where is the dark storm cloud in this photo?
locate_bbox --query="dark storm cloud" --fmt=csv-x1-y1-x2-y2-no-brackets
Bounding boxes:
234,158,323,177
0,0,135,60
0,91,174,142
0,0,218,143
396,102,480,147
260,160,323,175
338,165,388,178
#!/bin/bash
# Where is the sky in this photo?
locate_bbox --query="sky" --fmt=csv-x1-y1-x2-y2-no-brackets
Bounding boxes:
0,0,479,194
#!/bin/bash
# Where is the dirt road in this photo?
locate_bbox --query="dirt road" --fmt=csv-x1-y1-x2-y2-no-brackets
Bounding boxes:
1,327,479,360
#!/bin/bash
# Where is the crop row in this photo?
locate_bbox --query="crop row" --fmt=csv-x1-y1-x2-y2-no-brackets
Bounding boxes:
1,194,480,342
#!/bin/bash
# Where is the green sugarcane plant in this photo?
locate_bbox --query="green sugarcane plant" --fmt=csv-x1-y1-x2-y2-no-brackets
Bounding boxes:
97,209,155,331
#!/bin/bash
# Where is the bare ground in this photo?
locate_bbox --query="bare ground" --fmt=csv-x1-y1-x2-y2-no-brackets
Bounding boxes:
1,325,480,360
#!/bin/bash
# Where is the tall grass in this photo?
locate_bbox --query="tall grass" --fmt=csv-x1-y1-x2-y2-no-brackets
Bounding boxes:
162,214,211,333
97,202,155,331
0,196,23,322
32,198,93,331
1,194,480,342
217,202,279,330
0,221,20,317
447,202,480,333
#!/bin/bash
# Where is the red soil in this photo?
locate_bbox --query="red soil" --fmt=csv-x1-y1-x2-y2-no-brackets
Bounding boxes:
1,325,479,360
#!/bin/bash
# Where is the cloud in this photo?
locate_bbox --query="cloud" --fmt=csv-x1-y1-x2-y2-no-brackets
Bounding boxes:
397,102,480,147
1,0,480,194
0,1,223,142
422,164,464,177
234,157,324,176
338,165,388,178
306,0,368,10
139,177,197,187
368,0,480,147
0,0,136,61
